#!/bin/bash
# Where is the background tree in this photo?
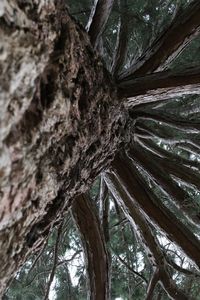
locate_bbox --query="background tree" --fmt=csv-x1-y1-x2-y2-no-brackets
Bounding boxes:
1,0,200,299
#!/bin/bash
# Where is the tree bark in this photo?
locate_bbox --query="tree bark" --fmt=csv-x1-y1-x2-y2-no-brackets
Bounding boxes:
128,145,200,224
119,0,200,80
72,194,110,300
86,0,114,48
104,171,190,300
110,153,200,268
1,0,200,296
118,66,200,108
0,0,125,295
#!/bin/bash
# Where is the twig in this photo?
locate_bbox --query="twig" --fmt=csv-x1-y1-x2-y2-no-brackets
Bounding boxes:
112,247,148,284
43,221,63,300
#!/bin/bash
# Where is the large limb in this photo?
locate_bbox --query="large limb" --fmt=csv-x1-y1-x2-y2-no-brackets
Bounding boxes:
118,66,200,108
135,121,200,153
135,136,199,168
111,0,129,77
119,0,200,80
86,0,114,48
131,140,200,192
99,176,110,243
131,111,200,132
128,145,200,225
108,153,200,268
104,172,190,300
72,194,110,300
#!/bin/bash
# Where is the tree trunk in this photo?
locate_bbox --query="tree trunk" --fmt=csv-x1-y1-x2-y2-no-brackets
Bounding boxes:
0,0,125,295
1,0,200,297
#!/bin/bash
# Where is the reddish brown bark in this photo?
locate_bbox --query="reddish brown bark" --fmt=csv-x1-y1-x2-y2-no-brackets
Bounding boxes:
118,66,200,107
72,194,110,300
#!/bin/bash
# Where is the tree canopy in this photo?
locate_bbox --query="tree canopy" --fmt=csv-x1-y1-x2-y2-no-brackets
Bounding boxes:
1,0,200,299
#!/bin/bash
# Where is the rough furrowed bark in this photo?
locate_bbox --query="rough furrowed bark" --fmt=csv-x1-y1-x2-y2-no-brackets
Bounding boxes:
119,0,200,80
0,0,126,294
109,153,200,269
72,194,110,300
118,67,200,108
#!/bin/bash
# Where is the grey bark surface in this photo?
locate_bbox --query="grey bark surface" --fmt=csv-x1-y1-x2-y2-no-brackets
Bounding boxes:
0,0,125,295
118,67,200,108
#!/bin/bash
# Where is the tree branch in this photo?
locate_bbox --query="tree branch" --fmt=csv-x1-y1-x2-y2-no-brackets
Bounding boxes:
132,111,200,132
119,66,200,108
28,232,50,275
148,148,200,191
111,0,129,76
128,144,200,222
146,269,159,300
104,171,190,299
136,136,199,169
86,0,114,48
112,249,148,284
119,0,200,80
166,256,200,278
72,194,110,300
135,121,200,152
109,153,200,268
99,175,110,244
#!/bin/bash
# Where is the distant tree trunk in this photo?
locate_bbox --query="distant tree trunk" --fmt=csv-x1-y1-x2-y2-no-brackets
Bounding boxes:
0,1,125,295
72,194,110,300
